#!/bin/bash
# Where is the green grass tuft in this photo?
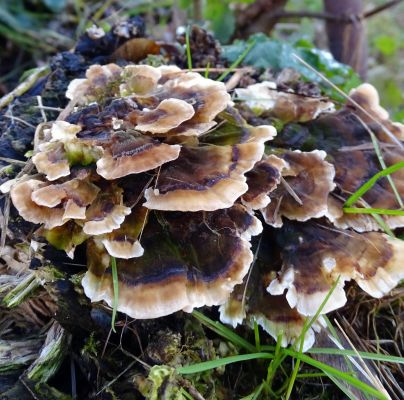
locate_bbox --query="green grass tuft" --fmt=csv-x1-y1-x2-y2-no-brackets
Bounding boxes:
111,256,119,333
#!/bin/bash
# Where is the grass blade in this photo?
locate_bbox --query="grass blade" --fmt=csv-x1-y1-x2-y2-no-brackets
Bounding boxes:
309,348,404,364
111,256,118,333
285,276,341,399
177,353,273,374
325,372,360,400
192,310,256,352
185,25,192,70
354,115,403,208
217,40,255,82
283,349,388,400
343,208,404,216
344,161,404,207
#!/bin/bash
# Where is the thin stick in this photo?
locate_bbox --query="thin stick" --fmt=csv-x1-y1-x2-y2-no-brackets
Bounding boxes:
36,96,47,122
281,176,303,205
4,114,36,129
334,319,391,400
95,360,136,396
0,157,27,166
0,66,50,109
241,235,262,314
353,114,403,208
34,105,64,112
273,1,403,22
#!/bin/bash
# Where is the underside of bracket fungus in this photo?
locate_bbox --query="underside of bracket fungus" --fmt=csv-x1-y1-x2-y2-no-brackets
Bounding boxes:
7,55,404,354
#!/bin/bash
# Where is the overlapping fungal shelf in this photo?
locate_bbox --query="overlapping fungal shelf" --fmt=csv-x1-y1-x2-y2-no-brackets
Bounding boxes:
9,63,404,351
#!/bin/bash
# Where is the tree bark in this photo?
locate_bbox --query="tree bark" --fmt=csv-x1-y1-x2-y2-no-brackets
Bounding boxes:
234,0,288,39
324,0,368,79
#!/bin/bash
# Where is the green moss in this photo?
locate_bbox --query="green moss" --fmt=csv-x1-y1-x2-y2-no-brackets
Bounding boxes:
27,322,71,383
64,141,102,166
45,223,88,254
134,365,182,400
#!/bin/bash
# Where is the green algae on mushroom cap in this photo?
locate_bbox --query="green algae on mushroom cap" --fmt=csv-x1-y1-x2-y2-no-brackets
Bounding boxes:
66,63,123,104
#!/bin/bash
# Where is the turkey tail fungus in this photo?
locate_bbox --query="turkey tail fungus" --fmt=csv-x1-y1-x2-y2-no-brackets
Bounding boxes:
8,60,404,352
1,17,403,399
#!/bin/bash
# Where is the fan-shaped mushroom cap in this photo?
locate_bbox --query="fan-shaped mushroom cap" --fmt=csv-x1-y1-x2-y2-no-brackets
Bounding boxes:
33,121,95,180
67,63,232,138
31,185,66,208
83,187,131,235
270,83,403,232
83,205,131,235
135,99,195,133
139,70,231,136
235,82,334,122
327,137,404,232
32,142,70,181
261,150,335,227
82,207,261,319
96,132,181,179
63,200,87,220
101,238,144,259
249,295,324,352
31,178,100,210
267,222,404,316
163,72,231,124
10,180,65,229
66,63,123,104
120,65,162,96
100,207,147,259
50,121,82,142
241,155,287,210
348,83,404,141
248,125,277,143
219,230,323,352
143,142,265,211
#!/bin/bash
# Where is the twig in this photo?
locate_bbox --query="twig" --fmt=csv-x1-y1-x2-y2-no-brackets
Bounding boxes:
274,10,337,21
363,0,403,19
95,360,136,396
0,66,50,110
334,319,391,400
36,96,47,122
280,176,303,205
34,105,64,112
274,0,403,22
0,157,27,166
4,114,36,129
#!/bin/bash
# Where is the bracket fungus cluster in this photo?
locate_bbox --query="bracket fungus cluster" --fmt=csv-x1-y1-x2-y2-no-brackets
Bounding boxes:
7,59,404,352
